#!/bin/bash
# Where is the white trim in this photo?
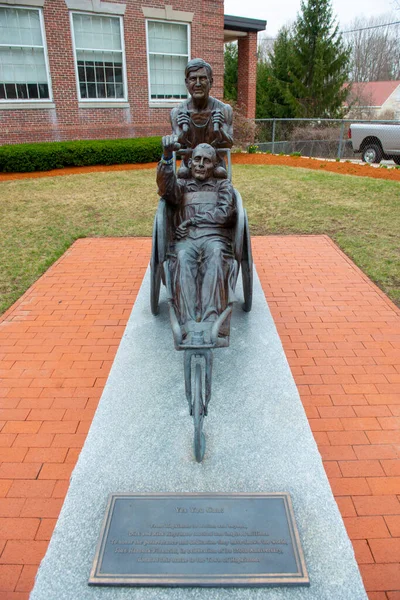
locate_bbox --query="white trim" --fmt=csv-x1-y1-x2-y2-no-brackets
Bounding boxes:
224,30,247,42
0,43,45,49
145,19,190,104
0,101,55,108
382,84,400,109
147,51,188,57
0,4,53,102
69,11,81,103
69,10,128,103
224,29,247,37
141,5,193,23
39,4,53,102
74,46,122,53
120,10,128,103
78,101,129,108
149,101,180,108
145,22,151,106
1,0,44,6
65,0,126,16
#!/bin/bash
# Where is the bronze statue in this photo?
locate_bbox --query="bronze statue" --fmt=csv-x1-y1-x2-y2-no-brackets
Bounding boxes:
150,58,252,462
157,136,237,345
171,58,233,149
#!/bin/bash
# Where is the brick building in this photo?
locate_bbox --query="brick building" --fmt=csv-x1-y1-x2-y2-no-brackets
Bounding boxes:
0,0,265,145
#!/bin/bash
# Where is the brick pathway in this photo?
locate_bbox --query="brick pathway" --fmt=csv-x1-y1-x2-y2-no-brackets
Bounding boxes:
0,239,151,598
0,236,399,599
254,236,400,600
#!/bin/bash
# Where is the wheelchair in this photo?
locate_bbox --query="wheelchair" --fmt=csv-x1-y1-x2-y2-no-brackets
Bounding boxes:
150,148,253,462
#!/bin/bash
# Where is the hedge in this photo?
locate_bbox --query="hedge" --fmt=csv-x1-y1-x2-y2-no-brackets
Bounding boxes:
0,136,163,173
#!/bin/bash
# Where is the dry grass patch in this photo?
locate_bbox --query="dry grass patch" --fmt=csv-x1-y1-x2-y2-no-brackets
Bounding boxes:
233,166,400,307
0,171,157,314
1,164,399,314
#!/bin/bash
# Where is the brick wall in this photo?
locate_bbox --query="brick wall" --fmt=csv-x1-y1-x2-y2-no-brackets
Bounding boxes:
0,0,224,145
237,31,257,120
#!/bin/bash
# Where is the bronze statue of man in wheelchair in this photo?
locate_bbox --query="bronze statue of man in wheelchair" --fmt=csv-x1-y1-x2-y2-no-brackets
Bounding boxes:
157,136,237,347
150,58,253,461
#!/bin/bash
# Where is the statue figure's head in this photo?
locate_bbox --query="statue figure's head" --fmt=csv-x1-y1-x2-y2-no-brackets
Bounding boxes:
185,58,213,102
190,143,217,181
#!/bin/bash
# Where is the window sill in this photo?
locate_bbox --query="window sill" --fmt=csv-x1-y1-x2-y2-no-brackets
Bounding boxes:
150,101,181,108
0,102,56,110
78,101,130,109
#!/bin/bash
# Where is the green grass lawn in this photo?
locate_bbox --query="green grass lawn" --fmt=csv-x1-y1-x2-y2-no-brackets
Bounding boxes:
1,164,399,315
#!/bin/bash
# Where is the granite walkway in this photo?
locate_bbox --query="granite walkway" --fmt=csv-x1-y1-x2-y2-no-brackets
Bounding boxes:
0,236,399,600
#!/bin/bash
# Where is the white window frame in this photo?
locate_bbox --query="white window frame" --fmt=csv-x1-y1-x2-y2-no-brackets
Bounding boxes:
145,19,190,105
0,3,53,103
69,10,128,104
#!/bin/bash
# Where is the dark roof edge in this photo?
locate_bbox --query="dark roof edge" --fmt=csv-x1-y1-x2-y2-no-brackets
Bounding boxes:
224,14,266,33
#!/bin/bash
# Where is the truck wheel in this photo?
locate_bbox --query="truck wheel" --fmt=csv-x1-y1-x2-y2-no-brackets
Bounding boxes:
362,144,382,164
392,156,400,166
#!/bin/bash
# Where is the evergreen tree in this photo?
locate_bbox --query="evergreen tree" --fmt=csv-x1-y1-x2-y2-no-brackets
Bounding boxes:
223,43,238,102
286,0,350,117
256,28,296,118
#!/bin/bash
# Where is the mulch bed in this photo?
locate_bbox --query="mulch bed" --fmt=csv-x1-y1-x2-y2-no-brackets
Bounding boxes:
232,153,400,181
1,152,400,182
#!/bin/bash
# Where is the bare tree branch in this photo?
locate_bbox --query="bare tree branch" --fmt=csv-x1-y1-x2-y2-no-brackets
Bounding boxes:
343,13,400,82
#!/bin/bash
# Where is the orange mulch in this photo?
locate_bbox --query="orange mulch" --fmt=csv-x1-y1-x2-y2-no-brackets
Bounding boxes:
1,153,400,182
232,153,400,182
0,161,159,182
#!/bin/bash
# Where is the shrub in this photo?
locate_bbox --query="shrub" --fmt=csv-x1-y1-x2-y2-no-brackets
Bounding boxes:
225,101,256,149
291,124,340,142
0,136,162,173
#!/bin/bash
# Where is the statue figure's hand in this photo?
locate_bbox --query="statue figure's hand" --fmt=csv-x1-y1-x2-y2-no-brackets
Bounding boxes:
175,219,191,240
212,109,224,131
177,111,190,132
162,134,180,159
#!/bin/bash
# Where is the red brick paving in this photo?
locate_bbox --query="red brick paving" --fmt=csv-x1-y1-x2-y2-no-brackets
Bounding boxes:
0,238,151,599
253,236,400,599
0,235,399,599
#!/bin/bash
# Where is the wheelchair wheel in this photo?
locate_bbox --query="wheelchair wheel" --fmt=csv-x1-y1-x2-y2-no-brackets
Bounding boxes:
241,209,253,312
150,216,161,316
193,363,206,463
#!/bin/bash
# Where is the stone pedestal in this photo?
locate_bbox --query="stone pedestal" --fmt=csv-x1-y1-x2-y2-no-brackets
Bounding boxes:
31,268,367,600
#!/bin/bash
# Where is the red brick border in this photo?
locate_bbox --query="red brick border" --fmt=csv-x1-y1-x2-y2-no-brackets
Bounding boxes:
0,238,150,598
253,236,400,599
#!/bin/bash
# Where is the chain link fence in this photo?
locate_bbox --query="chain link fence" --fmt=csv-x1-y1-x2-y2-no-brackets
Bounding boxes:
253,118,400,163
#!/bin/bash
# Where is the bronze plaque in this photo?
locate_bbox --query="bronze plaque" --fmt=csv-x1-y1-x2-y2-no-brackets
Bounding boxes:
89,493,309,587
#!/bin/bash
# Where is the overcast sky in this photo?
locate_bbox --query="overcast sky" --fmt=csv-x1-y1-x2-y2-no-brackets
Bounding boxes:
224,0,398,36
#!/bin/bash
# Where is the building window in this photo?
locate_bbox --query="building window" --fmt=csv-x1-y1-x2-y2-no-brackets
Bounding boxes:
146,20,189,101
71,12,126,101
0,6,51,101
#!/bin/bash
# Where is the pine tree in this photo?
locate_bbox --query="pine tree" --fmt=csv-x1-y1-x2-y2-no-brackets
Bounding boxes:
223,43,238,102
256,28,296,118
286,0,350,117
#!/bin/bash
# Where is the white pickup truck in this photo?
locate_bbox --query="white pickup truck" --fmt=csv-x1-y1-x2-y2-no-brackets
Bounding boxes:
349,123,400,165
